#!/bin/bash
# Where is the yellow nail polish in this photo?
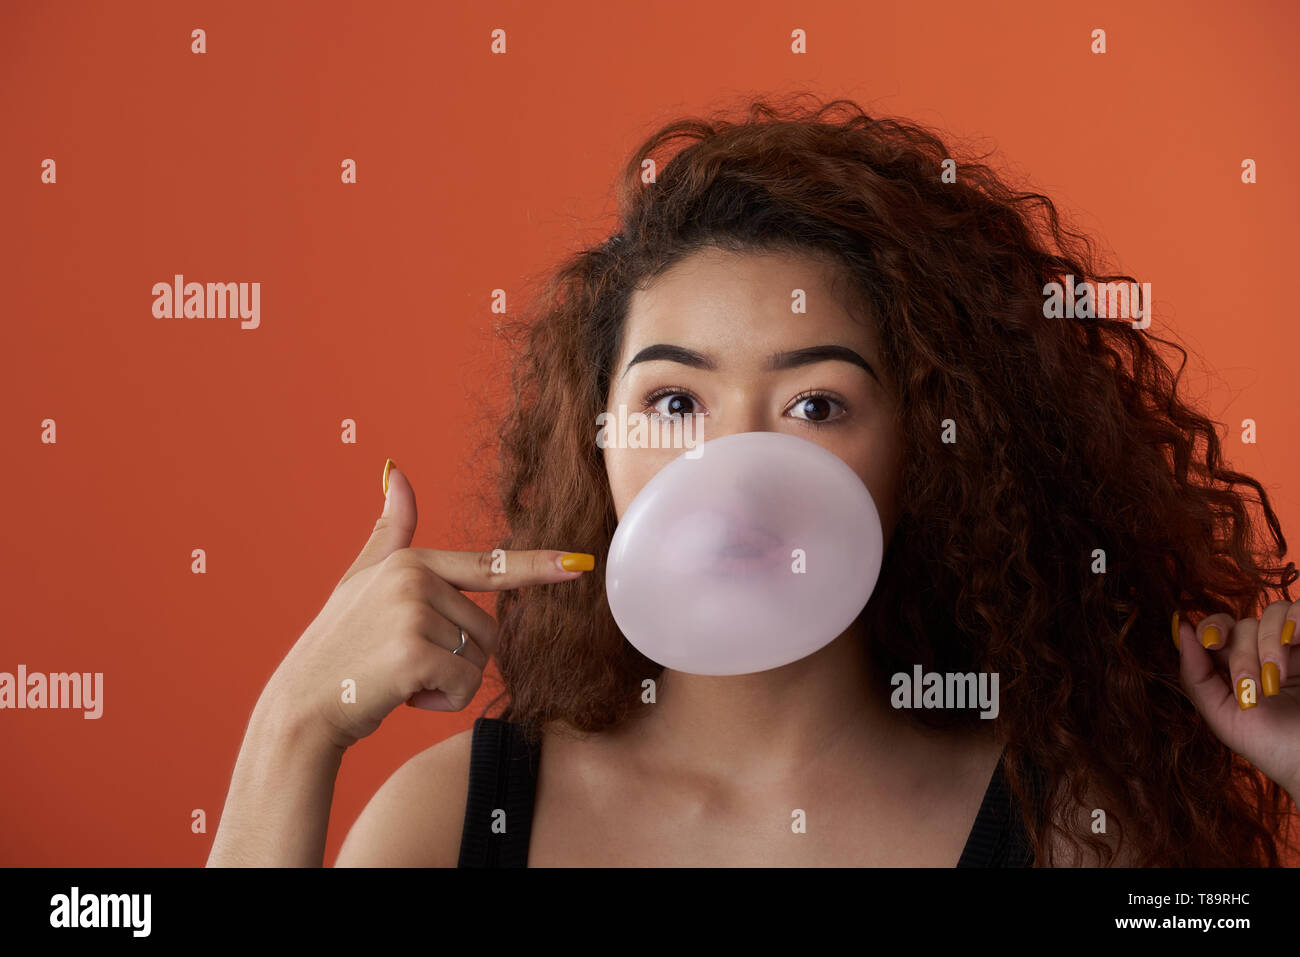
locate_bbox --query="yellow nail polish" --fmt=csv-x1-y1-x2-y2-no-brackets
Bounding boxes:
1202,624,1220,649
1262,661,1281,698
1236,676,1258,710
383,458,395,497
1171,611,1180,650
560,552,595,572
1283,620,1295,646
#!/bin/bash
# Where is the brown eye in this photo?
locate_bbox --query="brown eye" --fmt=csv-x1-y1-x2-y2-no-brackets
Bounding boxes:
798,396,830,420
787,392,847,426
639,390,702,418
646,389,701,417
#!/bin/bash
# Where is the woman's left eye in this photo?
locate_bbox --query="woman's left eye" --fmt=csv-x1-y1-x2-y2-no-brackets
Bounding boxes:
787,392,848,425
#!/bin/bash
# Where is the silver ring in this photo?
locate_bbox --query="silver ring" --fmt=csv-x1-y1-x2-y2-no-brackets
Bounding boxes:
452,628,467,656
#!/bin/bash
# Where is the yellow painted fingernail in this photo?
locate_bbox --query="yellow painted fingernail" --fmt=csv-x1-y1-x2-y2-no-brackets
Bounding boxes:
1202,624,1220,649
1282,619,1295,646
1262,661,1281,697
383,458,395,497
560,552,594,572
1236,676,1258,710
1171,611,1180,650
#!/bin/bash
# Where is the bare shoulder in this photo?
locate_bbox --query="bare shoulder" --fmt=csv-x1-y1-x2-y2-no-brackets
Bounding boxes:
333,727,474,867
1040,772,1142,867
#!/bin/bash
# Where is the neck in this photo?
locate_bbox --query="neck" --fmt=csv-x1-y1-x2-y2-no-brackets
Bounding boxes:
628,621,973,790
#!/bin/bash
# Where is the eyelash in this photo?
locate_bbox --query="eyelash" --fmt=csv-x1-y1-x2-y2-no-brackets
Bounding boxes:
641,386,849,428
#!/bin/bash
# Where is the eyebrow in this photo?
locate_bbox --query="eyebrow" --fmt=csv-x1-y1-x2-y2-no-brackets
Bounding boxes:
620,343,879,383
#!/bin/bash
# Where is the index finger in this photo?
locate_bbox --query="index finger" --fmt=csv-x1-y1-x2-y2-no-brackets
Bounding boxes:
406,548,595,592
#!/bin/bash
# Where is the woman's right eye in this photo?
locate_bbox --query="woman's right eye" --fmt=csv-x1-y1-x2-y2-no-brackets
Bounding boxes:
646,390,699,417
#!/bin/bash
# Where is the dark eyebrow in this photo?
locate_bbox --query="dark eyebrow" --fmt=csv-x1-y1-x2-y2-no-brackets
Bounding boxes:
620,343,878,383
767,345,878,382
621,344,716,378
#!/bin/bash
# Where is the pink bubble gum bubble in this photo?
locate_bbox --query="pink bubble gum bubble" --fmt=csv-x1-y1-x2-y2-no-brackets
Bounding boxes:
605,431,883,676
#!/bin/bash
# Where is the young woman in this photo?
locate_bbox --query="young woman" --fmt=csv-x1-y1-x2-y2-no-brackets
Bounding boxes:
208,94,1300,867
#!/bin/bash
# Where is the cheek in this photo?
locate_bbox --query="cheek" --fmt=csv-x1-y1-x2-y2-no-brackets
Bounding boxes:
838,435,904,542
866,451,904,544
604,446,683,521
602,446,637,520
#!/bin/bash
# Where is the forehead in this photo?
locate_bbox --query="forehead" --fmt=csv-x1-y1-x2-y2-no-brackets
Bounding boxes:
619,245,875,359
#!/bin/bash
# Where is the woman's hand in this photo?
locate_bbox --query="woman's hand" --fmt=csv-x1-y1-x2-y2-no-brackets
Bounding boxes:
1174,603,1300,801
261,460,593,751
208,460,593,866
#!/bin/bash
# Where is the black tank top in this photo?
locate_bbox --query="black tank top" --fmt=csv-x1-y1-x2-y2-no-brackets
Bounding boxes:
457,717,1038,866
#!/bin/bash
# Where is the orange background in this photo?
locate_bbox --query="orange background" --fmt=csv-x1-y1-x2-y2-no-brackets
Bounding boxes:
2,0,1298,865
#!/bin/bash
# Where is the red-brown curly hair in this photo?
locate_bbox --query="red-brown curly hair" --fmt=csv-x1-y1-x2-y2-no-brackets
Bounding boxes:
465,92,1299,866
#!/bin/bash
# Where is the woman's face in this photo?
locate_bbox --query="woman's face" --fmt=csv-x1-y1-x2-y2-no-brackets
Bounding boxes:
602,245,905,545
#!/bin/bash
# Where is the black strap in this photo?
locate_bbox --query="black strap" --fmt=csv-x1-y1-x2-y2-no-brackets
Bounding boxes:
457,717,541,867
955,751,1036,867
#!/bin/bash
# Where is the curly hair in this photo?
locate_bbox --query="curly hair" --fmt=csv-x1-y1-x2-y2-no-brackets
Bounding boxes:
472,91,1299,866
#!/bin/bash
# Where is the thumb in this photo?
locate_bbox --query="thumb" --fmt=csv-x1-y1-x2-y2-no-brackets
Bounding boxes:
1176,612,1235,727
339,458,418,588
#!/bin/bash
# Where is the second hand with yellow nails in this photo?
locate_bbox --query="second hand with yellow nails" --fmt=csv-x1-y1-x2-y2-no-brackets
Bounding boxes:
1168,605,1298,809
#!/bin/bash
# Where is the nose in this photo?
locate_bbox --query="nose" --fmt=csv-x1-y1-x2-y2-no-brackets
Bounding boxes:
694,389,775,442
